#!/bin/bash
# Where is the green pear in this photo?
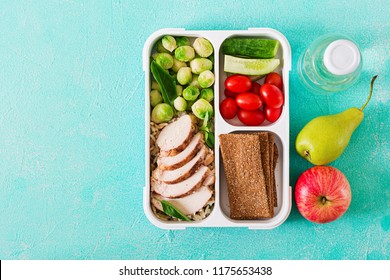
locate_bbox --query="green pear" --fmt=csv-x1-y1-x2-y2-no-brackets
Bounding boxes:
296,76,377,165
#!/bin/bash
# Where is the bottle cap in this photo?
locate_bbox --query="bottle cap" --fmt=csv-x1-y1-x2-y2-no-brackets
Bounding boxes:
323,39,361,75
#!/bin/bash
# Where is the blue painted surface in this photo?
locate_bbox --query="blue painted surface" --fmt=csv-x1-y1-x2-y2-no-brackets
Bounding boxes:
0,0,389,260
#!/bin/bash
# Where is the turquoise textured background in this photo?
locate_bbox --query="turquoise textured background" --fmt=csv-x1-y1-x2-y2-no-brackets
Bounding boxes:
0,0,389,260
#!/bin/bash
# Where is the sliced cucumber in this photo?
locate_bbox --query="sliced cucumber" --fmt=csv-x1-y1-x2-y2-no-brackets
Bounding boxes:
224,55,280,76
221,38,280,58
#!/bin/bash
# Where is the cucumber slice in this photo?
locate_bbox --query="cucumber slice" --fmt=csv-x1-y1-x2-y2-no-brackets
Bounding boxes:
224,55,280,76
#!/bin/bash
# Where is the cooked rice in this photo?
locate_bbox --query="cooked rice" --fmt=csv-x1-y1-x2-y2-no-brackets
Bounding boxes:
150,113,215,222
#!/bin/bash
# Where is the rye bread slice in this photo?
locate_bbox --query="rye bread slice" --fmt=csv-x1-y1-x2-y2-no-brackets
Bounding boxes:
272,142,279,207
219,134,272,219
257,132,274,217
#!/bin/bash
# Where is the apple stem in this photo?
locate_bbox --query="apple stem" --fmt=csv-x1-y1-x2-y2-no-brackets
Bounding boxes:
360,75,378,111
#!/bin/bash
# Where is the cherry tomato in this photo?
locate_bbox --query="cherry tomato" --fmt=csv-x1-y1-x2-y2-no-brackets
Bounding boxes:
250,82,262,95
260,83,284,108
237,109,265,126
264,72,283,91
235,93,263,110
224,88,238,98
264,106,282,122
220,98,238,119
225,75,252,93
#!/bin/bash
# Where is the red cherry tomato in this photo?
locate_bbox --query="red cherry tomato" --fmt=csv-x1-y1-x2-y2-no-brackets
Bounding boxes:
264,72,283,91
250,82,262,95
224,88,238,98
260,83,284,108
264,106,282,122
235,92,263,110
225,75,252,93
220,98,238,119
237,109,265,126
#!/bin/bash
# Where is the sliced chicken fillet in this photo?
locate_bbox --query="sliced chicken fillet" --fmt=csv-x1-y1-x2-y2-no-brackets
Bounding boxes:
157,132,203,171
151,165,209,198
153,147,206,184
152,186,213,215
156,114,194,154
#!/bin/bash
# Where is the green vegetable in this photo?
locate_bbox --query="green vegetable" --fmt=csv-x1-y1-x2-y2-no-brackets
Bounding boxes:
190,58,212,74
221,38,280,58
193,37,213,58
177,67,192,85
150,89,163,107
173,96,187,111
155,40,171,54
151,103,174,123
175,46,195,62
183,85,200,101
162,35,177,52
151,61,178,106
200,88,214,102
171,58,187,72
176,84,183,96
200,111,214,149
191,98,213,120
224,55,280,76
198,70,215,88
156,53,174,70
176,36,191,47
161,200,191,221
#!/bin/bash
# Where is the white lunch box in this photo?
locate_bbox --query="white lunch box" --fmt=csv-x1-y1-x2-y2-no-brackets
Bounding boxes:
143,28,292,229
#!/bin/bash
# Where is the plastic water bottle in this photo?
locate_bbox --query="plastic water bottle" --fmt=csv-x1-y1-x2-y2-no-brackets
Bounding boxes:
297,34,362,93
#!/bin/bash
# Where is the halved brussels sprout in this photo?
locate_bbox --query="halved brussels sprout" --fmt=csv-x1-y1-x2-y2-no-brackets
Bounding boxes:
177,67,192,85
190,58,212,74
193,38,213,58
191,98,213,120
198,70,215,88
151,103,174,123
182,85,200,101
156,53,174,70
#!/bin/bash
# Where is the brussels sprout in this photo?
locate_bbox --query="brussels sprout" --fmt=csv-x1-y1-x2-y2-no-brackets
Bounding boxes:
156,53,174,69
175,46,195,62
173,96,187,111
189,58,212,74
182,85,200,101
191,98,214,120
198,70,215,88
151,80,160,91
189,74,200,88
152,52,159,60
176,36,191,47
150,89,163,107
200,88,214,102
155,40,171,53
162,35,177,52
193,37,214,58
171,58,187,72
176,84,183,96
176,67,192,85
151,103,174,123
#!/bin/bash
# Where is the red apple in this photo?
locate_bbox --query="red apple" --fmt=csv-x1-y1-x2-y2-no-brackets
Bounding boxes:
295,166,351,223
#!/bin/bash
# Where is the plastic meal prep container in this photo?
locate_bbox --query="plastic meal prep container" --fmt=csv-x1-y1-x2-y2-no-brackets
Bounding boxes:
143,28,292,229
